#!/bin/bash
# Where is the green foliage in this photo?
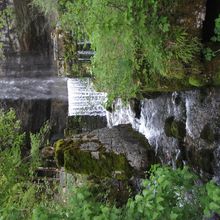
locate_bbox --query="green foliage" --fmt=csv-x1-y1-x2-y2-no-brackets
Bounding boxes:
56,0,201,102
0,109,24,150
211,15,220,42
0,109,37,219
203,47,216,61
124,166,204,220
0,110,52,219
30,121,50,170
31,166,220,220
203,14,220,61
32,185,121,220
203,181,220,217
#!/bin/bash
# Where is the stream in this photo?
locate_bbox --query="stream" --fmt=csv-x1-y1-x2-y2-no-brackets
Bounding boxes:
1,52,220,180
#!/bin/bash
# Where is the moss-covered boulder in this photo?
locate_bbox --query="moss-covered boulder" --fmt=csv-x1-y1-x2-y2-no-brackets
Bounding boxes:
55,125,158,179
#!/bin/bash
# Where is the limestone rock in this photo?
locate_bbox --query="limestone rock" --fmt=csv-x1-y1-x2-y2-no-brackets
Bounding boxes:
55,124,158,179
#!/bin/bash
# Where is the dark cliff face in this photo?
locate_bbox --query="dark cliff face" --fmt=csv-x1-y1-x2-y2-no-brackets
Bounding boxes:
0,1,67,141
0,99,51,133
12,0,51,53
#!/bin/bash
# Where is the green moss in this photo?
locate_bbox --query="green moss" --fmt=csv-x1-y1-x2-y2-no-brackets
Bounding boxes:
200,124,215,144
54,139,65,167
188,75,206,87
55,140,133,180
164,117,186,139
64,148,132,179
54,139,73,167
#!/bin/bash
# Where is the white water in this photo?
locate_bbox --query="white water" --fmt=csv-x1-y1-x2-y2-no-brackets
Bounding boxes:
0,77,67,100
67,78,106,116
106,95,185,167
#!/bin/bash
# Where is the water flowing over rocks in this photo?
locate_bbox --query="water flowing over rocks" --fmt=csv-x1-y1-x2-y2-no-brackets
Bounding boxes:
107,88,220,180
67,78,106,116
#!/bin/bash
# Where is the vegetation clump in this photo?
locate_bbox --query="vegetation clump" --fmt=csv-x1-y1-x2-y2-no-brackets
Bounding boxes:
32,0,207,103
55,139,133,179
32,165,220,220
0,109,220,219
189,75,206,87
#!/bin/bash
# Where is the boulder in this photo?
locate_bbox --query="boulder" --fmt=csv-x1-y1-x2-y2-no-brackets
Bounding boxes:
55,124,158,179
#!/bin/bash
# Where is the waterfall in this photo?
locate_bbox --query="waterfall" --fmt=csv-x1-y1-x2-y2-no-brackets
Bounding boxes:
0,53,68,136
106,89,220,176
106,94,186,167
67,78,106,116
0,77,67,100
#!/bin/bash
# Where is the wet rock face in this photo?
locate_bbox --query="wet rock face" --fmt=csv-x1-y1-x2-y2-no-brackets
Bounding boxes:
0,98,68,144
107,88,220,180
171,0,207,37
13,0,51,53
65,115,107,136
164,116,186,139
183,88,220,178
55,124,158,179
0,52,68,148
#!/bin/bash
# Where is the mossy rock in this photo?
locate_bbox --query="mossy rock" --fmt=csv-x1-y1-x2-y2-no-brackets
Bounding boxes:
200,124,215,144
64,149,132,179
188,75,206,87
55,125,158,179
55,139,133,180
54,139,71,167
164,117,186,139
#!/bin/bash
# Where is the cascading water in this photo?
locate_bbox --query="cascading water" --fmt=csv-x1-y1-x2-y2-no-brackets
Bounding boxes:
107,94,184,168
67,77,106,116
107,89,220,178
0,77,67,100
0,53,68,100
